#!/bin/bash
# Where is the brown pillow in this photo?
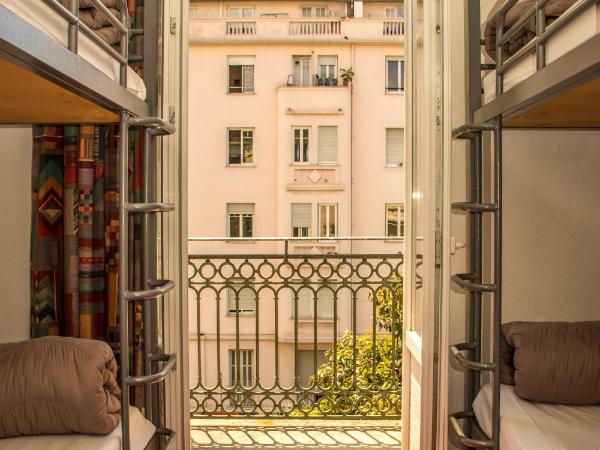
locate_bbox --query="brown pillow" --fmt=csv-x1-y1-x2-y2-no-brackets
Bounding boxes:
0,337,121,438
503,321,600,405
499,327,515,385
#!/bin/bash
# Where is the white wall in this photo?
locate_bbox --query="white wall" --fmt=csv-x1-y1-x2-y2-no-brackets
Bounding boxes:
503,130,600,322
0,126,32,343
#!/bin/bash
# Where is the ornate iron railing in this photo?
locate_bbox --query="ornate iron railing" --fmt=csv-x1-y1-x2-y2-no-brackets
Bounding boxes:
189,239,405,418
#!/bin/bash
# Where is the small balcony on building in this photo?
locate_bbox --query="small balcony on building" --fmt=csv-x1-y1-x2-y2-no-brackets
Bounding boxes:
189,17,405,44
188,237,404,449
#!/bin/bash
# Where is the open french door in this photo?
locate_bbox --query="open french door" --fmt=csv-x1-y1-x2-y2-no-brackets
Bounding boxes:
402,0,444,449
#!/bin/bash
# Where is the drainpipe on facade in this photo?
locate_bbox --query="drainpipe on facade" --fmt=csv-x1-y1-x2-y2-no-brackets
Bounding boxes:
350,43,355,257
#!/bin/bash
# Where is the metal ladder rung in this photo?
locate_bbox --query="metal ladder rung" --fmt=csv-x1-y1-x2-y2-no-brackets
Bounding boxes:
125,279,175,301
127,116,176,136
126,353,177,386
451,273,497,292
452,122,496,140
125,202,176,213
452,202,498,213
449,410,495,449
155,428,177,450
450,343,496,371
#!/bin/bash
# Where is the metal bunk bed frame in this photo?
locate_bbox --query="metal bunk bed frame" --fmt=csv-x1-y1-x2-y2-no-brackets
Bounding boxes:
0,2,178,449
449,0,600,448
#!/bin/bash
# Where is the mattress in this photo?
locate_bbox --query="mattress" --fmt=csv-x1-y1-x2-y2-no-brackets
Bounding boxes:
482,0,600,104
0,406,155,450
473,383,600,450
0,0,146,100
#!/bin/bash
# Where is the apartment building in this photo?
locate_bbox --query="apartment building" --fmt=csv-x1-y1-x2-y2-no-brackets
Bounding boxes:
187,0,405,411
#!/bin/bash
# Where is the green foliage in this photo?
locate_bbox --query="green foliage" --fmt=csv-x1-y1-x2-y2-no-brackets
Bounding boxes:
293,277,403,416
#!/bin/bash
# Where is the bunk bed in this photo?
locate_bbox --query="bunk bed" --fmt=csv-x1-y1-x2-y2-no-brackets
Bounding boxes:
0,1,177,450
449,0,600,449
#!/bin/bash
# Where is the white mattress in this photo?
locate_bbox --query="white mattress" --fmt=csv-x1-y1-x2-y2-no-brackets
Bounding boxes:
482,1,600,104
0,0,146,100
473,383,600,450
0,406,155,450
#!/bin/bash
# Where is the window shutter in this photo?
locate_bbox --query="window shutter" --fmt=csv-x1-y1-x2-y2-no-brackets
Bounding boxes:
242,65,254,93
386,128,404,166
227,203,255,214
228,56,255,65
317,289,334,318
318,126,337,163
318,55,337,66
297,289,312,318
292,203,311,228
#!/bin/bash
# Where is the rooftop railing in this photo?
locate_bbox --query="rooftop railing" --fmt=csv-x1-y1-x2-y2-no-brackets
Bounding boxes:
188,237,406,418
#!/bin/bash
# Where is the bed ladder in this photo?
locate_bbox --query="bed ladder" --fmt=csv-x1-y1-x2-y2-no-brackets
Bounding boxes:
119,113,178,450
448,120,502,450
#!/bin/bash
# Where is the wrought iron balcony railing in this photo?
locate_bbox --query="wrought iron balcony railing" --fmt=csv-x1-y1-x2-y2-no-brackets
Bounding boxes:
188,237,405,419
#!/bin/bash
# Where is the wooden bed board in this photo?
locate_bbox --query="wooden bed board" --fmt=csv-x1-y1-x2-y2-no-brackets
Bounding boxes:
0,58,119,124
505,77,600,128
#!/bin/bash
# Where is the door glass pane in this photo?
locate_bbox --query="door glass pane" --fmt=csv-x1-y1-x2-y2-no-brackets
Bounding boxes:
242,130,253,163
228,129,241,164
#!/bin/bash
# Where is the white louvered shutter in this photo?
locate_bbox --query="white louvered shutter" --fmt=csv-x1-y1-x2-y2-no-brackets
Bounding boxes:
386,128,404,166
227,203,254,214
318,126,337,163
292,203,311,229
242,65,254,93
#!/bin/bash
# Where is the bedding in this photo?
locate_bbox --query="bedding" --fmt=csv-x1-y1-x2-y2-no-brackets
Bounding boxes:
474,382,600,450
484,0,577,62
502,321,600,405
0,0,146,100
0,337,120,437
0,406,155,450
60,0,124,46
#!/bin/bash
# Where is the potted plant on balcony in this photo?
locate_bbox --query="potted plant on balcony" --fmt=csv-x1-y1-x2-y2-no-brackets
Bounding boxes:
340,67,354,86
340,68,354,86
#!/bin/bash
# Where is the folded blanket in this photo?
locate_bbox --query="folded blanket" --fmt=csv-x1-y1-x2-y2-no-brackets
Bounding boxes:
79,7,121,30
0,337,121,438
484,0,577,62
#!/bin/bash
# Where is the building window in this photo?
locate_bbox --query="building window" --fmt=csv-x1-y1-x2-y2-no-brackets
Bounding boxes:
228,128,254,165
227,203,254,237
318,126,337,164
297,350,326,389
227,283,256,315
293,127,310,163
384,6,404,17
297,289,334,319
386,128,404,167
292,56,311,86
385,57,405,92
317,55,338,84
301,6,327,17
386,204,405,238
291,203,311,237
228,56,255,94
229,349,253,387
319,204,337,237
228,7,254,17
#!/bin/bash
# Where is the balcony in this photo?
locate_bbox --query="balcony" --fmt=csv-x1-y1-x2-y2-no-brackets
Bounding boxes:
189,17,405,44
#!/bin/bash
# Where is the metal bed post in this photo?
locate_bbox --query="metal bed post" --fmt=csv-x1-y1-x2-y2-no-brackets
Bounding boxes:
119,0,129,87
68,0,79,53
119,113,178,450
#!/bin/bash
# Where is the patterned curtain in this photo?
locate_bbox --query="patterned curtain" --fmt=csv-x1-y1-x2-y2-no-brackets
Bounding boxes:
30,125,145,386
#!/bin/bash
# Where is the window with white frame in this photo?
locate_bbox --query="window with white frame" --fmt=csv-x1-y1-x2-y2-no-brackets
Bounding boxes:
385,57,405,92
293,127,310,163
227,282,256,315
317,55,338,82
292,56,311,86
386,128,404,167
296,288,334,319
291,203,311,237
386,203,405,238
228,7,254,17
384,5,404,17
318,126,337,164
229,349,253,387
301,6,327,17
227,203,254,237
319,204,337,237
228,56,255,94
228,128,254,165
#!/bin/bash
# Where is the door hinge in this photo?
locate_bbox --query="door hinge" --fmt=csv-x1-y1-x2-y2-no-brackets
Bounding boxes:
170,17,177,35
168,106,176,124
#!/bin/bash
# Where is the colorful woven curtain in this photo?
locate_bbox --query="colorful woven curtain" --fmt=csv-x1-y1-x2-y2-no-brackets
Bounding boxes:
30,125,145,383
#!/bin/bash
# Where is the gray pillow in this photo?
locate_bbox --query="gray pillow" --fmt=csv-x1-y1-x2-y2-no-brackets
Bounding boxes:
503,321,600,405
